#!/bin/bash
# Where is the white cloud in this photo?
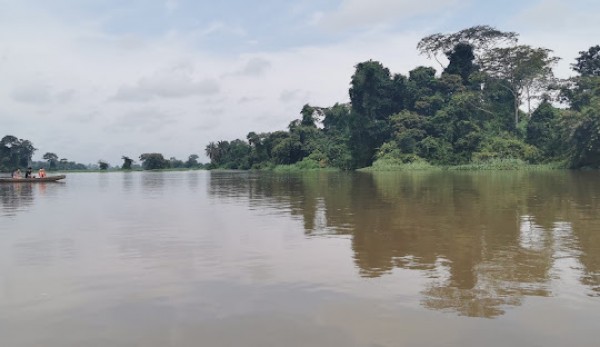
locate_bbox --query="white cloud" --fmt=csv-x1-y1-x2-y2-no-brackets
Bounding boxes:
238,96,263,104
165,0,179,13
279,89,310,103
508,0,600,78
198,21,247,38
113,67,220,102
315,0,460,31
11,84,52,104
106,108,177,133
232,57,272,77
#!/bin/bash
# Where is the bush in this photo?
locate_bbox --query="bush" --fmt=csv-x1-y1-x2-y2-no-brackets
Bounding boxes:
473,136,541,163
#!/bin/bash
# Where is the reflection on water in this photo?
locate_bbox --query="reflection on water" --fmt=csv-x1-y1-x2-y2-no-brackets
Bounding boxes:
1,171,599,346
209,170,600,317
0,182,63,217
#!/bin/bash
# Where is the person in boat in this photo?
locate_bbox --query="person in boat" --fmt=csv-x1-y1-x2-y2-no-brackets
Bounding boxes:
25,167,32,178
12,168,22,179
38,167,46,178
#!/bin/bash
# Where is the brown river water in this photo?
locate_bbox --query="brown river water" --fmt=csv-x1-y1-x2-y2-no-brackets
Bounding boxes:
0,170,598,346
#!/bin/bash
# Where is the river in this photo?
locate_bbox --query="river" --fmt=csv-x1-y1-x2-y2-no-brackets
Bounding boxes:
1,170,598,346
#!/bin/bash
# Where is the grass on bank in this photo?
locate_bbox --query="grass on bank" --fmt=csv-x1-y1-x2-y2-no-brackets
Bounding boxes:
359,158,440,172
361,158,568,172
447,158,567,171
272,158,340,173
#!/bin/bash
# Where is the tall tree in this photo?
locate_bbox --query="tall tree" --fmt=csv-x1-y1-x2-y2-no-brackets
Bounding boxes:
205,142,220,164
481,45,559,127
98,160,109,170
139,153,168,170
561,46,600,111
43,152,59,169
0,136,37,170
186,154,199,168
300,104,317,127
348,60,395,167
417,25,518,68
121,156,134,170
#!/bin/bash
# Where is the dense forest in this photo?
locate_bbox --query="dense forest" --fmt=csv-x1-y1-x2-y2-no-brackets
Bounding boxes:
205,26,600,170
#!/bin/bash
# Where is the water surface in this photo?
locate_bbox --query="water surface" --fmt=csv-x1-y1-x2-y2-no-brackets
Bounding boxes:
1,170,598,346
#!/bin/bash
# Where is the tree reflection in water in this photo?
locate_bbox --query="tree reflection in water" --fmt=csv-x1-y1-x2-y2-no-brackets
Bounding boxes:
208,170,600,317
0,183,36,217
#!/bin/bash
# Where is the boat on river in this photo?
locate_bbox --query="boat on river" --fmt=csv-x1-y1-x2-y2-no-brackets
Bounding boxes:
0,175,66,183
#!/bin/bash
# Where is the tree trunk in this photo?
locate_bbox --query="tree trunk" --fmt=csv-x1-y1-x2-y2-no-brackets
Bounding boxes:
514,96,519,129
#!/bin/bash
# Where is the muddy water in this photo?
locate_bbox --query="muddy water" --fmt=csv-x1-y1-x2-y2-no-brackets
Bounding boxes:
1,170,598,346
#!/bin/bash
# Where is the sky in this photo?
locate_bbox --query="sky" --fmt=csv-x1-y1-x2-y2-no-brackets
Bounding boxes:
1,0,599,165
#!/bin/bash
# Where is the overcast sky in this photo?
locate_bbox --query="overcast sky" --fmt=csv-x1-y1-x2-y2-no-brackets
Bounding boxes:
1,0,598,165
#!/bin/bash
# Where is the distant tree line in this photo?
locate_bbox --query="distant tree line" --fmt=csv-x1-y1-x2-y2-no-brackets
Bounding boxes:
203,26,600,169
131,153,206,170
0,142,94,172
1,136,207,172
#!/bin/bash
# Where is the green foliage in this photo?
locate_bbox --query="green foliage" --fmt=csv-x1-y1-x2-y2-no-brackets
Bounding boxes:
272,158,337,172
98,160,109,170
122,156,134,170
348,60,398,168
43,152,59,169
450,158,530,170
573,45,600,77
366,155,438,172
564,97,600,168
186,154,200,168
560,76,600,111
0,136,37,171
526,101,562,159
474,135,540,163
271,135,303,165
139,153,169,170
444,43,478,85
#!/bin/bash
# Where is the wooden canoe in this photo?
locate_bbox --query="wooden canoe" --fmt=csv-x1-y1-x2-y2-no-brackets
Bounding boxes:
0,175,66,183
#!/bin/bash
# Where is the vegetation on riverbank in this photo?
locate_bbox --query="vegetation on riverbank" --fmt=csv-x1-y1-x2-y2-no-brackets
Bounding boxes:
204,26,600,171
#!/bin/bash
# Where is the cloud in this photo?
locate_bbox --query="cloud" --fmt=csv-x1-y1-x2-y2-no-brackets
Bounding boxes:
165,0,179,13
279,89,310,103
106,108,177,133
56,89,77,103
508,0,600,78
238,96,263,104
198,21,247,38
66,110,99,123
510,0,600,33
314,0,460,31
11,84,52,104
113,67,220,102
232,57,272,77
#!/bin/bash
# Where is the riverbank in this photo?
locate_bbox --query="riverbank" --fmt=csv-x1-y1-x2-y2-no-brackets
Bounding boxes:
31,159,574,174
359,158,568,172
